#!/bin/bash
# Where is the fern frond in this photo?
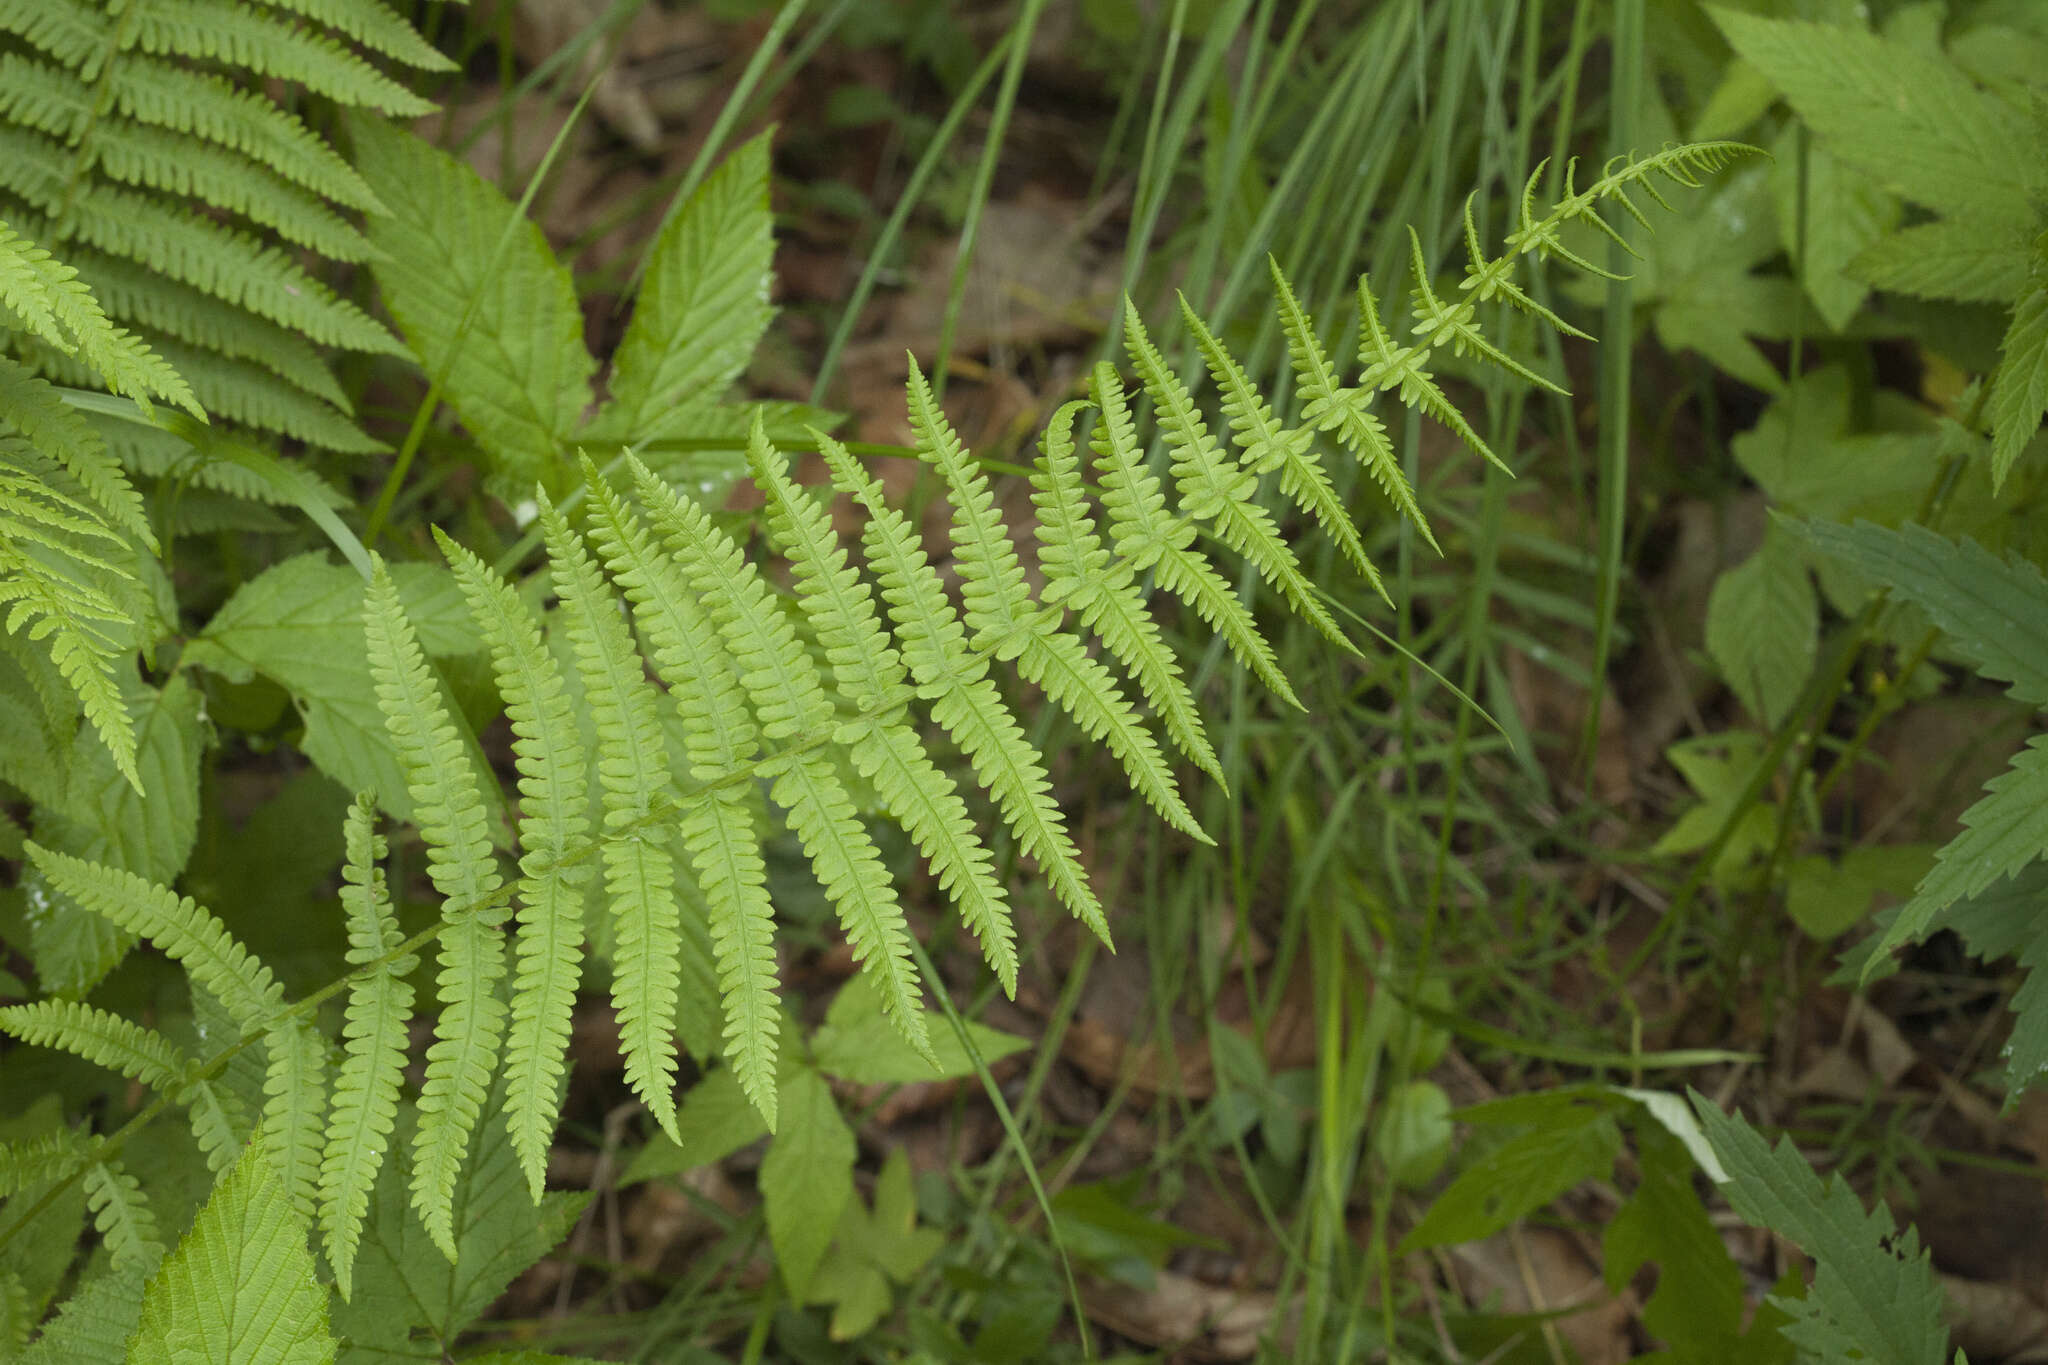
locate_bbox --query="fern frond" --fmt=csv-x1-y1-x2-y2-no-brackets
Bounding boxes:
1028,401,1222,786
1124,303,1352,654
0,1129,87,1197
180,1076,249,1174
538,492,686,1138
125,0,431,115
580,463,781,1128
1090,363,1302,709
437,533,591,1198
1177,295,1383,603
1454,193,1590,339
630,452,933,1063
83,1155,162,1273
1358,260,1508,476
319,796,415,1299
753,429,1020,994
818,437,1111,947
260,1018,326,1229
0,357,154,545
1269,259,1435,554
363,561,507,1259
907,358,1204,842
0,999,190,1091
22,844,284,1030
249,0,458,73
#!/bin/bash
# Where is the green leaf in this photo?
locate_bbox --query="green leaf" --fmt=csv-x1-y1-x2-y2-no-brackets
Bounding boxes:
349,115,593,489
127,1140,336,1365
758,1066,855,1301
1772,137,1896,331
1785,845,1936,941
805,1149,943,1341
1712,10,2043,226
1851,218,2036,303
1372,1080,1452,1189
1991,253,2048,487
1786,518,2048,708
1939,862,2048,1092
596,133,774,447
621,1065,773,1186
332,1107,588,1364
1397,1099,1621,1252
21,1265,147,1365
1689,1095,1949,1365
810,973,1028,1085
1705,523,1816,728
181,553,488,824
1604,1122,1748,1360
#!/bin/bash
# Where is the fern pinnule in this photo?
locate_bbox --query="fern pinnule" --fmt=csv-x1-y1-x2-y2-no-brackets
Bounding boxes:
0,1130,86,1198
1357,264,1506,477
181,1076,247,1174
1090,362,1304,710
580,461,782,1129
752,428,1019,995
1029,401,1223,787
319,796,416,1299
122,2,433,116
1453,193,1589,340
437,531,593,1198
1176,295,1384,605
630,450,933,1063
0,999,191,1093
364,560,507,1259
537,491,688,1140
907,358,1205,843
260,1018,327,1227
1404,226,1563,402
251,0,459,74
817,437,1112,950
82,1155,161,1272
22,844,284,1031
1123,303,1353,653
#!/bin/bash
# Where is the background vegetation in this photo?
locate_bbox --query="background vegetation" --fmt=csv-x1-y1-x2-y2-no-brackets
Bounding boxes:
2,0,2045,1361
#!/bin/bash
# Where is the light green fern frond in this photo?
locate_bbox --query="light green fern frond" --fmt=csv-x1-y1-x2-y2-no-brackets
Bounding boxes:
1177,295,1383,604
752,428,1019,995
538,492,688,1138
0,999,191,1092
579,461,782,1129
1028,400,1222,786
908,358,1205,843
630,452,933,1062
363,561,507,1260
0,0,446,452
1123,302,1352,651
22,844,284,1030
817,435,1112,948
82,1154,162,1273
437,532,592,1199
319,796,416,1300
260,1018,327,1228
1090,362,1302,709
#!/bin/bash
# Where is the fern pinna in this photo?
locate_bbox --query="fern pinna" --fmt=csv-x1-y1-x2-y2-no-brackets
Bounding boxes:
0,139,1747,1306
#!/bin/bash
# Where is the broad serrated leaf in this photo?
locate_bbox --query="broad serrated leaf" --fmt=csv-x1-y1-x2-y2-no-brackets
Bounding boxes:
1851,217,2036,303
181,554,490,824
1605,1122,1747,1358
1992,256,2048,487
758,1066,855,1301
331,1106,588,1365
1689,1095,1949,1365
1705,524,1817,727
127,1140,336,1365
1786,517,2048,707
1713,10,2042,226
597,133,774,446
350,114,593,488
1772,137,1896,331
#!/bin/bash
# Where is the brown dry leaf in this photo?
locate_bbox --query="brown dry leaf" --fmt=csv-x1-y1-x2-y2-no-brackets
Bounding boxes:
1080,1269,1285,1362
1447,1227,1634,1365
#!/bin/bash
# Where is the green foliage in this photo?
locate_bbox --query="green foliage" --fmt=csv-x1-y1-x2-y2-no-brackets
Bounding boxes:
1691,1094,1950,1365
129,1139,335,1365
